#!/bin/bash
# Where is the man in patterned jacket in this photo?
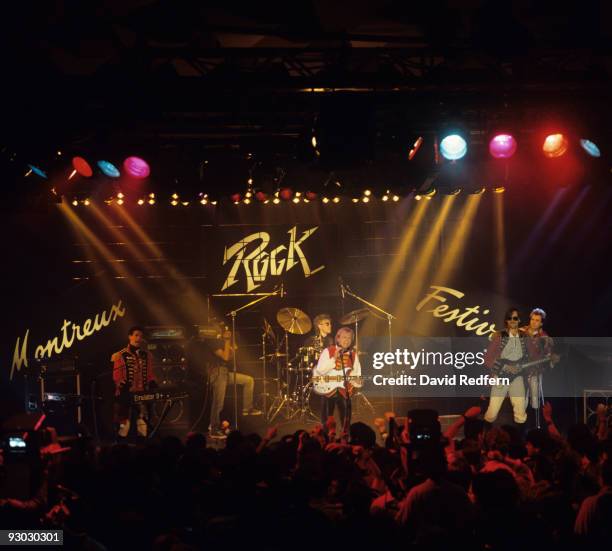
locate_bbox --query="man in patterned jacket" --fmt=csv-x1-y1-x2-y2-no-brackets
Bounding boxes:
111,326,157,439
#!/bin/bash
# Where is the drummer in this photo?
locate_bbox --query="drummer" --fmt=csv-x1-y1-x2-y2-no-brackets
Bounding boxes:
302,313,334,352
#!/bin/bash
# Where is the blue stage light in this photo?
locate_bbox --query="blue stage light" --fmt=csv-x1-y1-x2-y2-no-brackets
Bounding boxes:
440,134,467,160
97,160,121,178
27,164,47,179
580,139,601,158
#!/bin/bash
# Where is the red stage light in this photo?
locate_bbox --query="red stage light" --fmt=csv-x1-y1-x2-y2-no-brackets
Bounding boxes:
542,134,568,158
279,188,293,201
306,191,318,200
230,193,242,203
72,156,93,178
255,191,268,202
489,134,517,159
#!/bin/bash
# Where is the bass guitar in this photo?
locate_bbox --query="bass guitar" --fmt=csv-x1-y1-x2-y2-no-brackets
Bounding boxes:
491,353,558,380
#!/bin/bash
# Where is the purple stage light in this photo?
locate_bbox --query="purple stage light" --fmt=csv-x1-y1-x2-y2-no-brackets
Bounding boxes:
123,156,150,179
489,134,517,159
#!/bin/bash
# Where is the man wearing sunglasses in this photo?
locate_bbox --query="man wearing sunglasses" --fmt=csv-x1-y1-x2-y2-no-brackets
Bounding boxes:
483,308,529,425
303,313,334,351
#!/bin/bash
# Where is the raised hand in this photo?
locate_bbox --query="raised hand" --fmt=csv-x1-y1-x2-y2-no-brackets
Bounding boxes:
464,405,481,419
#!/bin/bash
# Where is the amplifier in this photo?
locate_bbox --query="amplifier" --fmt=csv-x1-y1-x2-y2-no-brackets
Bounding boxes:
146,326,186,340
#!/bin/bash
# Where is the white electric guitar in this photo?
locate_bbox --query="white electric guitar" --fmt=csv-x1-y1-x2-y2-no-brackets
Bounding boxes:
311,372,366,397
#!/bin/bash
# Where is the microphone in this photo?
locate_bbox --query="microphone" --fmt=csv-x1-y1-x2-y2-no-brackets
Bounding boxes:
338,276,345,299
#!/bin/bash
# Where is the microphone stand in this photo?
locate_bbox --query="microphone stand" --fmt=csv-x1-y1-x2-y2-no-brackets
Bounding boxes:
223,285,283,430
339,280,397,412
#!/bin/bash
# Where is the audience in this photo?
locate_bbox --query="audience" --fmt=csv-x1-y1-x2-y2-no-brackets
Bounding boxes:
0,401,610,549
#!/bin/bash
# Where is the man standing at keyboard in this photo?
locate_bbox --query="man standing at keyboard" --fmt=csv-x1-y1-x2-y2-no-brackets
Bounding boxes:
111,326,157,439
313,326,362,434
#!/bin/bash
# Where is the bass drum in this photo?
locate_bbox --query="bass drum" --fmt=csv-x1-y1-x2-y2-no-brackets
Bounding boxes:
301,381,323,422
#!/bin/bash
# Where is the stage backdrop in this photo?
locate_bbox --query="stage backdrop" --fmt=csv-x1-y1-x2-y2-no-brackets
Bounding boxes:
3,184,612,419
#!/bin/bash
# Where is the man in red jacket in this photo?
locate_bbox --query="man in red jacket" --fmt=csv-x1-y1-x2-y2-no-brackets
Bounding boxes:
112,326,157,438
483,308,528,426
520,308,555,427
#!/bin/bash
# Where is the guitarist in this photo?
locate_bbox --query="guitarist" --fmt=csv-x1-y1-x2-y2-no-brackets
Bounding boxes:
111,326,157,439
313,326,362,431
521,308,555,426
483,308,528,426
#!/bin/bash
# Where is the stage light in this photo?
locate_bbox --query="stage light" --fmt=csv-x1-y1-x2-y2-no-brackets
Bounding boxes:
72,156,93,178
123,156,150,178
364,189,372,196
245,191,252,198
322,197,330,204
332,197,340,203
148,199,156,205
493,186,505,194
382,194,389,201
231,193,241,204
580,139,601,158
542,134,568,158
415,194,422,201
26,164,48,179
362,196,370,203
211,201,218,205
273,197,281,204
408,136,424,160
171,193,178,200
471,187,486,195
447,188,462,195
247,177,253,186
489,134,517,159
200,196,208,205
117,192,125,199
117,198,124,205
137,198,144,205
279,188,293,201
170,199,178,206
422,187,437,198
292,197,300,203
303,198,310,203
392,195,399,202
97,160,120,178
255,191,268,202
352,198,359,203
440,134,467,160
311,136,317,148
243,198,251,204
71,199,78,206
181,201,190,206
306,191,318,200
149,193,155,198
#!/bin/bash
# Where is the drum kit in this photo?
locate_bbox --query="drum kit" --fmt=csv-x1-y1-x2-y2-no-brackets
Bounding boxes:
263,306,374,424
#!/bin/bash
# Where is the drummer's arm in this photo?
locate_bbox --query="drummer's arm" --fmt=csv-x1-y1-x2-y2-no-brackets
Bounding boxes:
315,349,335,376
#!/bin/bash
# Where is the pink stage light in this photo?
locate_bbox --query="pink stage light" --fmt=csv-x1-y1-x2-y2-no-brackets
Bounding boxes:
489,134,517,159
123,156,150,178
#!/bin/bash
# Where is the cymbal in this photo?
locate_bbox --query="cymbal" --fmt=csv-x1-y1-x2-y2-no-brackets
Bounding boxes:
258,352,287,360
340,308,371,325
276,307,312,335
